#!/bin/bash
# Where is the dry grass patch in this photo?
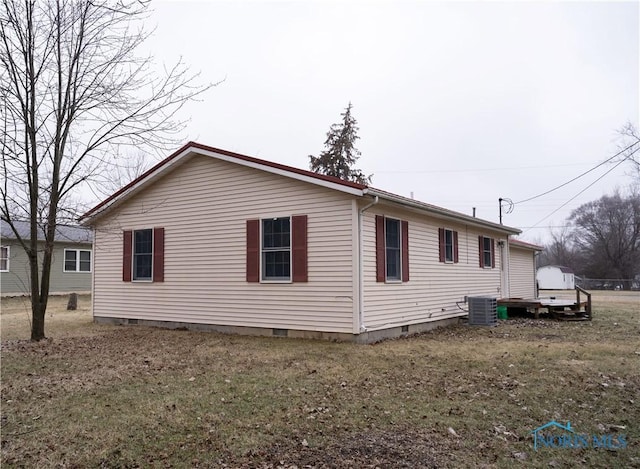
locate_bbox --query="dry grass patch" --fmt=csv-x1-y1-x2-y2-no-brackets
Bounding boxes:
1,294,114,341
1,292,639,468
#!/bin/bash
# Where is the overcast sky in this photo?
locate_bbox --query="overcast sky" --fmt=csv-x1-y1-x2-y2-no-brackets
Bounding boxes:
143,0,639,243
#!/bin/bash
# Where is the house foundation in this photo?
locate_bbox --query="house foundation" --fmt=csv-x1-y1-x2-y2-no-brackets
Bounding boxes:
94,316,461,344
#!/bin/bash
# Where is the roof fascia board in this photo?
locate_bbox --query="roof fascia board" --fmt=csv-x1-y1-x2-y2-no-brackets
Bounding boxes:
365,188,521,235
509,240,543,251
194,147,365,197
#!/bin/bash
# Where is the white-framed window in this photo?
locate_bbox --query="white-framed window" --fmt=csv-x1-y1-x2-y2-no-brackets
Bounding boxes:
261,217,291,281
0,245,9,272
385,217,401,281
63,249,92,272
133,229,153,281
444,229,455,263
375,215,409,283
480,236,495,268
482,237,492,267
438,228,458,264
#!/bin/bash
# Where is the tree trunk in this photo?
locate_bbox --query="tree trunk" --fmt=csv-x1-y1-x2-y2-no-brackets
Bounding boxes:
32,237,55,341
28,232,43,341
31,300,46,341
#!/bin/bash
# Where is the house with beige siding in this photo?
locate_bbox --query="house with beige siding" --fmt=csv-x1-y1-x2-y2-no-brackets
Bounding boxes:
506,239,542,299
1,220,93,296
81,142,528,342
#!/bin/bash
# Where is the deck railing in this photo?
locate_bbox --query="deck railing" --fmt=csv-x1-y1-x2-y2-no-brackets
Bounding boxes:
575,285,592,320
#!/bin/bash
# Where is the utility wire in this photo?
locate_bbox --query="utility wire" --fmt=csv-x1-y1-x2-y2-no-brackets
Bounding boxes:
519,223,638,229
520,155,631,236
513,141,639,205
374,162,589,174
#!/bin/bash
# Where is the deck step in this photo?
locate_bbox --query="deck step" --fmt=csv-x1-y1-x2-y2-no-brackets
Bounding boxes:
553,310,590,321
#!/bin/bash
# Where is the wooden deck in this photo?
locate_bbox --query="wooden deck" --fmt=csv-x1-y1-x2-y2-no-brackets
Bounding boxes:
498,287,592,321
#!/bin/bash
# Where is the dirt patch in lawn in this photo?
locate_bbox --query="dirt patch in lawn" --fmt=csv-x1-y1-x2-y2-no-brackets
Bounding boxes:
233,426,455,468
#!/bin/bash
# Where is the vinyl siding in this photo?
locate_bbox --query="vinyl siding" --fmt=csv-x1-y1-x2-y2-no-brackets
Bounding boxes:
362,205,506,331
92,154,355,333
0,241,28,294
0,240,92,295
508,246,536,298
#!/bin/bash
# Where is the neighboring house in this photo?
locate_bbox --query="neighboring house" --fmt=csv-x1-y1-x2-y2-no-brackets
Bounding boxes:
507,239,543,298
537,265,575,290
1,219,93,296
80,142,524,342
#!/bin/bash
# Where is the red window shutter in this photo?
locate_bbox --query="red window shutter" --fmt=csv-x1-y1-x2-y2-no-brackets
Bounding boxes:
153,227,165,282
375,215,385,282
478,235,484,268
292,215,308,282
401,220,409,282
491,238,496,268
453,231,459,263
123,230,132,282
438,228,445,263
246,219,260,282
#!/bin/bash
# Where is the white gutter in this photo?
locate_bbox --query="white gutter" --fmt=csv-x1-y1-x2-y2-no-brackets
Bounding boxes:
365,187,521,235
358,195,379,332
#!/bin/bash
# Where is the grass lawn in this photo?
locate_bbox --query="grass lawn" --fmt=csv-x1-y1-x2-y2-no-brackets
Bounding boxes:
1,292,639,468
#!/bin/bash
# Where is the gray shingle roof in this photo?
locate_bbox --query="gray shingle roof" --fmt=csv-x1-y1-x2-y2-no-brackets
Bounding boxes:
1,219,92,243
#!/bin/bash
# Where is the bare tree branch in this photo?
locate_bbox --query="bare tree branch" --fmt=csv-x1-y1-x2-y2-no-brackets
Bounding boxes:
617,122,640,180
1,0,218,340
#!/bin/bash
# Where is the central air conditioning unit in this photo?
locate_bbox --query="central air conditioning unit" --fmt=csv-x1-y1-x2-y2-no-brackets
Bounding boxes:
468,296,497,326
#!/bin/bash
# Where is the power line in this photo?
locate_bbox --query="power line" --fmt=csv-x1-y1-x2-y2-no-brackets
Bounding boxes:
373,162,591,174
520,156,631,236
513,141,639,205
517,222,639,229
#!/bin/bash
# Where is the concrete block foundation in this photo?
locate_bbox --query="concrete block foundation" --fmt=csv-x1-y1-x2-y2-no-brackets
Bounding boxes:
94,316,462,344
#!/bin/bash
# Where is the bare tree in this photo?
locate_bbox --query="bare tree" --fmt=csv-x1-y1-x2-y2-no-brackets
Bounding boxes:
538,227,578,269
93,151,156,198
570,189,640,289
617,122,640,180
1,0,215,340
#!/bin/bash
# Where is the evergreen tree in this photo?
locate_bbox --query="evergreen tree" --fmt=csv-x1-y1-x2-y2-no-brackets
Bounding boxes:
309,103,371,184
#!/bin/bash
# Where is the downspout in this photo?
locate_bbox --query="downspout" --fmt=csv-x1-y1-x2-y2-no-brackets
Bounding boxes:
358,195,379,332
534,251,540,298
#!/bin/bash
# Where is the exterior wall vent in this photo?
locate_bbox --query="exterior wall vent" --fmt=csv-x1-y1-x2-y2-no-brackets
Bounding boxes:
468,296,497,326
